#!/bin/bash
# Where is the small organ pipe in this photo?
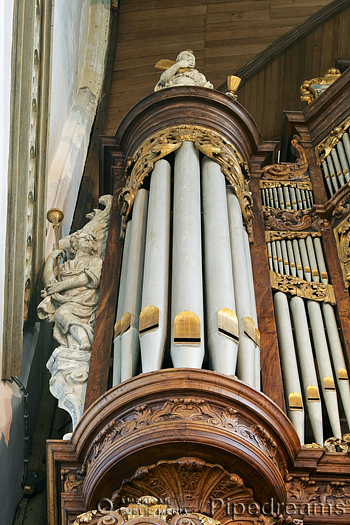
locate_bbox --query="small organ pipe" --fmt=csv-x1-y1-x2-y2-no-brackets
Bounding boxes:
281,240,290,275
300,189,307,210
287,240,297,277
343,132,350,167
271,241,279,273
305,236,319,282
290,187,297,211
327,155,340,193
322,160,334,196
305,191,312,209
295,188,303,209
276,240,284,274
290,296,323,445
274,292,304,444
283,186,291,210
265,189,271,208
278,187,285,209
202,158,238,375
262,189,267,207
267,242,274,271
268,188,274,207
140,159,171,373
171,141,205,368
298,238,311,282
331,148,345,187
227,188,256,387
307,300,342,438
292,239,304,279
336,141,350,182
120,189,148,382
112,220,132,386
313,237,328,285
322,302,350,429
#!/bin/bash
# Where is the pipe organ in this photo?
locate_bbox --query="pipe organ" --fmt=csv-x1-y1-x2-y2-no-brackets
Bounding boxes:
113,139,258,385
47,67,350,525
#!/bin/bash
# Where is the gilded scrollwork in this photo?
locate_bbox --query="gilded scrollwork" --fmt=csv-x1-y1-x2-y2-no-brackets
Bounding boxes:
261,139,309,181
265,231,321,243
316,115,350,164
263,208,328,232
260,181,312,190
300,68,341,105
324,434,350,452
119,126,253,239
334,215,350,287
270,270,336,304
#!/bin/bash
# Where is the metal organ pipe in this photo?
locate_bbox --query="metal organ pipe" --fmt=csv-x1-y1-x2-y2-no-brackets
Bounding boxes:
171,141,205,368
139,159,171,373
113,220,132,387
290,296,324,445
120,188,148,382
274,292,304,444
202,157,238,375
227,188,256,387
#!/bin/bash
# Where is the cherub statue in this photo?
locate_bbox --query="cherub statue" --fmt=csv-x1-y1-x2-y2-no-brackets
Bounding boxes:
154,50,213,91
38,195,112,351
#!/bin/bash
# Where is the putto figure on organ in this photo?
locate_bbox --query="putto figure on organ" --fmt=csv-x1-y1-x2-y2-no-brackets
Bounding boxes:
113,50,259,390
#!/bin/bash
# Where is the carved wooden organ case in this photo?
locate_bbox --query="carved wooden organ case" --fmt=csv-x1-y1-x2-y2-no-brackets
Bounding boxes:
48,70,350,525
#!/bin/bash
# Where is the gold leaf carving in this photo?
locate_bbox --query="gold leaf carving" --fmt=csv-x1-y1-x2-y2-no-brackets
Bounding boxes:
119,126,253,239
300,68,341,105
261,139,309,181
260,180,312,190
263,208,328,232
316,115,350,164
334,214,350,288
270,270,335,304
265,231,321,242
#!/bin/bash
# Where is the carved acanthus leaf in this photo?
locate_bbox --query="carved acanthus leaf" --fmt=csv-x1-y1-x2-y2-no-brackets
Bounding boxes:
332,192,350,221
334,214,350,288
324,434,350,452
270,271,336,304
260,181,312,190
263,208,328,232
261,139,309,181
61,467,85,492
119,126,253,239
88,398,279,470
316,115,350,164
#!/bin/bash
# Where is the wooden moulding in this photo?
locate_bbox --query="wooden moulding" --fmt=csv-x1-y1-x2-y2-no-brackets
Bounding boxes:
114,86,264,172
69,369,300,511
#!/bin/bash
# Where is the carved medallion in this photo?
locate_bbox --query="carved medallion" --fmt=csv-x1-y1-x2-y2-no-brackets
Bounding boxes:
300,69,341,105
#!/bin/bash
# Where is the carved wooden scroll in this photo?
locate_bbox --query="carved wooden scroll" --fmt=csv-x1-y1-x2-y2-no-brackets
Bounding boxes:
261,139,309,181
119,125,253,239
264,208,328,232
270,270,336,305
300,68,341,105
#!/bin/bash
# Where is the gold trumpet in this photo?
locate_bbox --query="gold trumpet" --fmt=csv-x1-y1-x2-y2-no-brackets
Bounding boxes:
47,208,64,281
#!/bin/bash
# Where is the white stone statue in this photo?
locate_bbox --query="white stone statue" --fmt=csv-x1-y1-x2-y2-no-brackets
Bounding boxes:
38,195,112,436
154,50,213,91
38,195,112,351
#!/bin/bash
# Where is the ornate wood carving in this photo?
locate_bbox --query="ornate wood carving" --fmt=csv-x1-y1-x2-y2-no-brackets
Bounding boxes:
119,125,253,239
324,434,350,452
300,69,341,105
265,232,321,242
110,459,255,520
334,214,350,288
260,181,312,190
263,208,328,232
261,139,308,181
61,468,85,493
270,270,336,304
316,115,350,164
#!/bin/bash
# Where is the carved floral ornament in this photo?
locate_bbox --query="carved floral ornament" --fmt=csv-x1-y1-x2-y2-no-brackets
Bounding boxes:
316,115,350,164
269,271,335,305
118,126,253,240
87,398,281,471
334,214,350,288
263,208,328,232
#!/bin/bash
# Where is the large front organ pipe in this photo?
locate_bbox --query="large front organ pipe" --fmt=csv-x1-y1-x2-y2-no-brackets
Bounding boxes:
202,157,238,375
290,296,323,444
120,189,148,381
112,220,132,386
227,188,256,387
307,300,342,438
140,159,171,373
243,226,260,389
274,292,304,444
171,142,204,368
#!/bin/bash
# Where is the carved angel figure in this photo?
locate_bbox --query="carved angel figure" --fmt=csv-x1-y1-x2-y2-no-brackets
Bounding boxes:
38,195,112,351
154,50,213,91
